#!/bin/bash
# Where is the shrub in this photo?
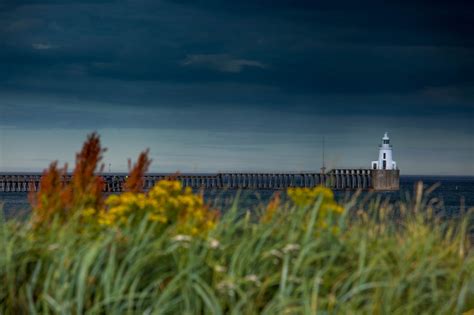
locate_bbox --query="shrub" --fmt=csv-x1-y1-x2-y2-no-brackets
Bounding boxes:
97,180,218,236
29,134,218,237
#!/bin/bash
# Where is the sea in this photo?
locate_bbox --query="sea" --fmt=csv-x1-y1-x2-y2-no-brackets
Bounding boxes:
1,176,473,220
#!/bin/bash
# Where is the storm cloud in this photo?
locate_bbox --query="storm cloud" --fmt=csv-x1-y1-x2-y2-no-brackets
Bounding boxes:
0,0,473,174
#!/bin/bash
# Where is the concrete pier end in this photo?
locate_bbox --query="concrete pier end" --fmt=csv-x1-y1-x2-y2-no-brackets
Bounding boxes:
371,170,400,191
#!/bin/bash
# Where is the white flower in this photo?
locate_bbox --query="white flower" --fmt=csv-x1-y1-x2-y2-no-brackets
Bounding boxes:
244,274,261,286
283,243,300,254
208,238,220,249
48,244,60,251
217,280,236,293
267,249,283,258
172,234,192,242
214,265,227,273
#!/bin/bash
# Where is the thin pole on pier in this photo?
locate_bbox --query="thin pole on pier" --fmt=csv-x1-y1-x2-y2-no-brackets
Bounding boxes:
321,136,326,186
321,136,326,175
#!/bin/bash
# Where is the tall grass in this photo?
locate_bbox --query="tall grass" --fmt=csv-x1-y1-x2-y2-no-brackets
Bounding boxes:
1,134,472,314
0,187,473,314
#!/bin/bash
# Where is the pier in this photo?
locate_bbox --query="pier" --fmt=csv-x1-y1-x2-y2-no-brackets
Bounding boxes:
0,133,401,193
0,169,399,192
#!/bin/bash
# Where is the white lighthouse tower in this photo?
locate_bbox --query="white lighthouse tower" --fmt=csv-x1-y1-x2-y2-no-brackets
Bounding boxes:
371,132,397,170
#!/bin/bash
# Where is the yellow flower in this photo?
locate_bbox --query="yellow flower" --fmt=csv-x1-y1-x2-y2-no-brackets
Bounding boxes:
287,185,343,236
82,207,96,217
97,180,218,237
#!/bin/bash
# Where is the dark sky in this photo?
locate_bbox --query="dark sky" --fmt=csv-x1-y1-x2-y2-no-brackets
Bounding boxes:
0,0,473,174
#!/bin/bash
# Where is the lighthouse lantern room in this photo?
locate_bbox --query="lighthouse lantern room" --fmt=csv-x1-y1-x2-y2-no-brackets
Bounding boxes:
371,132,397,170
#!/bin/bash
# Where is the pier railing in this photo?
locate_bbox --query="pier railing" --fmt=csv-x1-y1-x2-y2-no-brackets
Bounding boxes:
0,168,400,192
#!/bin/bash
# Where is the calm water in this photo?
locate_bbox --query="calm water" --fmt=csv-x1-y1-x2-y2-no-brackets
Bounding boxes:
1,176,473,220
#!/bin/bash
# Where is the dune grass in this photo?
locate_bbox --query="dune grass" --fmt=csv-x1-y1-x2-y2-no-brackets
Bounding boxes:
0,184,473,314
1,134,472,314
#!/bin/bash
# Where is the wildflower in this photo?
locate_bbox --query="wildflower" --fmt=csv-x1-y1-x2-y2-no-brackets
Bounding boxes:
124,149,151,193
28,134,220,237
105,194,120,206
82,207,96,218
208,238,220,249
261,192,281,223
149,213,167,223
98,213,114,226
29,161,67,228
29,133,106,229
172,234,192,242
48,244,60,251
287,185,334,207
331,226,341,235
282,243,300,254
287,185,344,236
266,249,283,259
217,280,236,293
61,132,106,211
99,179,218,237
244,274,261,286
214,265,227,273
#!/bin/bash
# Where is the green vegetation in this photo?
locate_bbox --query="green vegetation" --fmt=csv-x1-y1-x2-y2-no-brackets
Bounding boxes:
1,185,473,314
1,134,472,314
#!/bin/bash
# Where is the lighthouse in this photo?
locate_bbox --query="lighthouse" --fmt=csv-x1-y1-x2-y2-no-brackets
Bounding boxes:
371,132,397,170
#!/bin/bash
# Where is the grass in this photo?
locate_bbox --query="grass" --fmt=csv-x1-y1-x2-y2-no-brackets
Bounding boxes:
0,184,473,314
